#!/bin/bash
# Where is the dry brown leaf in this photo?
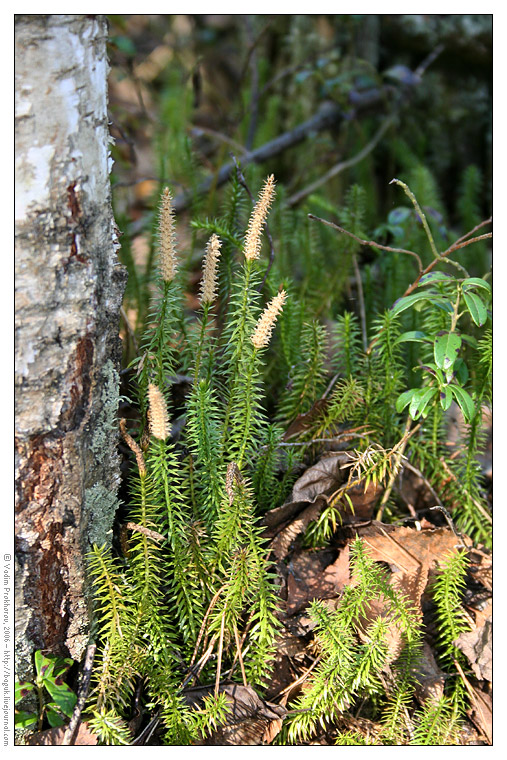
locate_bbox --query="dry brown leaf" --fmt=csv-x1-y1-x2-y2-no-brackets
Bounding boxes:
350,525,462,665
321,543,350,592
455,616,492,682
468,687,492,744
286,548,338,615
26,722,98,746
270,498,325,560
291,453,348,502
468,547,492,591
262,499,308,532
361,525,461,576
412,641,446,703
186,683,286,746
283,399,328,440
267,453,382,559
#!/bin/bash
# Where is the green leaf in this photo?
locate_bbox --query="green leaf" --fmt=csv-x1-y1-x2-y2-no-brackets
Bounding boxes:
454,359,469,386
463,290,488,327
418,272,453,287
34,649,45,676
434,332,462,374
391,292,436,314
396,389,418,413
449,385,475,423
420,363,445,385
439,386,453,411
462,277,491,294
460,334,478,349
409,387,438,419
44,680,77,718
394,330,430,345
46,703,67,728
15,680,35,704
431,299,454,314
15,710,38,729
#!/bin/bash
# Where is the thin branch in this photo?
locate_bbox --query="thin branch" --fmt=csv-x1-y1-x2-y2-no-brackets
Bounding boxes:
443,232,492,257
272,654,323,700
376,416,413,520
414,43,445,78
447,216,492,248
259,428,373,451
181,634,219,690
308,214,423,272
390,178,439,259
172,102,346,213
402,460,443,507
190,126,248,156
233,624,248,688
400,230,492,301
189,585,226,668
61,643,96,745
287,115,395,207
429,506,469,548
214,611,227,696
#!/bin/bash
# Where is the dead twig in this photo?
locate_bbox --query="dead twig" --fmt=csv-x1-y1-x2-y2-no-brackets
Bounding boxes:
172,102,344,213
61,643,96,746
308,214,424,273
233,624,248,688
376,416,415,520
272,654,323,700
214,611,227,697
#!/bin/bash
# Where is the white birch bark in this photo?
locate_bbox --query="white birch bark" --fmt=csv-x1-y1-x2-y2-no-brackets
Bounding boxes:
15,14,125,677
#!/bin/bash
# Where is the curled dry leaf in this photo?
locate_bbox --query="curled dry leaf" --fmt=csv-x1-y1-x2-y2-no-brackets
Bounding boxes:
455,615,492,682
269,498,325,560
185,683,287,746
468,687,492,745
266,453,382,560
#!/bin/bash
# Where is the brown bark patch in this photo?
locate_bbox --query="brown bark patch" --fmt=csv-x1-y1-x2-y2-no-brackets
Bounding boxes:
59,335,94,431
15,434,63,512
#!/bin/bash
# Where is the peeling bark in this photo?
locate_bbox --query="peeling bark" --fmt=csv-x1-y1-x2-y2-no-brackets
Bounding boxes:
15,15,126,678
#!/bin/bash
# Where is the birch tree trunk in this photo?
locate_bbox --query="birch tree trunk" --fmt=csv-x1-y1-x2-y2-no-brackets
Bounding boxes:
15,14,125,678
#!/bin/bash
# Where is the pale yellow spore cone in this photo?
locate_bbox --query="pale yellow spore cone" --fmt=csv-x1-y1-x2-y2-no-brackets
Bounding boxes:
199,233,222,306
158,187,177,282
251,289,287,350
243,175,276,261
148,383,170,441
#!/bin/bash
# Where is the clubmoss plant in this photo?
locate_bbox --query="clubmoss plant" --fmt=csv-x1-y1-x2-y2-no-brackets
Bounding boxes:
86,176,286,744
85,174,490,745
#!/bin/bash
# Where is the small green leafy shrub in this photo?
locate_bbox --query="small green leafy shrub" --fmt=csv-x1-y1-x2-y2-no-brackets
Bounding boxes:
15,651,77,731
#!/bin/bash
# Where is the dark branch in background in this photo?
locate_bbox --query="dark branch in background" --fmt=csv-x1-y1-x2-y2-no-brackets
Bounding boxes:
414,43,445,77
287,114,395,207
172,44,446,216
230,154,276,290
172,100,345,213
